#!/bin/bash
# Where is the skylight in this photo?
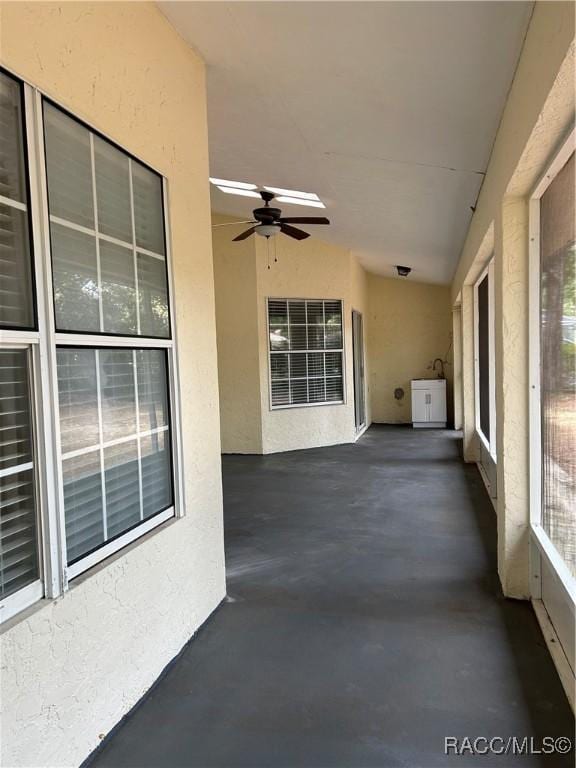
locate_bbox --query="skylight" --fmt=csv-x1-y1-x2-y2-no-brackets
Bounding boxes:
216,186,261,199
209,178,257,190
263,186,320,201
210,178,326,208
275,196,326,209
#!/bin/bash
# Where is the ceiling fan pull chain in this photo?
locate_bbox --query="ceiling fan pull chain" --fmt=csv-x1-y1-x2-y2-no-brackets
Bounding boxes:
267,236,271,270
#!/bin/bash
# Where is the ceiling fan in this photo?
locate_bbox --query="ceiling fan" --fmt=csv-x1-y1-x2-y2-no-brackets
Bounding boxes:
218,191,330,241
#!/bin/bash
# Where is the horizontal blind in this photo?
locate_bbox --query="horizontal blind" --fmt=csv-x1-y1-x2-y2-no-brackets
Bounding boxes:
0,349,39,599
0,71,35,330
57,348,173,565
268,299,344,407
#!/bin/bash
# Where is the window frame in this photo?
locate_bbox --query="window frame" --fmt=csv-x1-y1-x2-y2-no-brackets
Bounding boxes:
266,297,346,411
528,126,576,607
473,258,496,459
0,68,185,623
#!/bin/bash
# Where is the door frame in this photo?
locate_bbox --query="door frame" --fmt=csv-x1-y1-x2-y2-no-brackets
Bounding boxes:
352,309,366,432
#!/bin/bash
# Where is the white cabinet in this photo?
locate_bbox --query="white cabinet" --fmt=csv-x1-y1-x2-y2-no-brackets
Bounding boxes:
411,379,446,428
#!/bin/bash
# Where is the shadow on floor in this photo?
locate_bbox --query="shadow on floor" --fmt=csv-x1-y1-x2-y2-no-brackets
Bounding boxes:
86,425,574,768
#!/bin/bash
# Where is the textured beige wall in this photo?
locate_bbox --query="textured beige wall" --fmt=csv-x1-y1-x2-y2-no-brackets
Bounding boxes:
212,226,371,454
367,276,453,424
450,2,575,598
255,236,366,453
0,4,225,766
212,214,262,453
452,1,575,301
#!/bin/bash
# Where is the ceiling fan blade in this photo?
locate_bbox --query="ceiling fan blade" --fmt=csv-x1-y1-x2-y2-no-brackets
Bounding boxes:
279,217,330,225
212,220,256,228
280,223,310,241
233,226,257,241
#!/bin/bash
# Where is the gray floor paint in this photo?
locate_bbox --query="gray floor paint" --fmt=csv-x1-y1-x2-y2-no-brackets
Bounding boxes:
88,426,574,767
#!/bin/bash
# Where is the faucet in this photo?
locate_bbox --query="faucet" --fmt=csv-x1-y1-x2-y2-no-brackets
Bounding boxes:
432,358,445,379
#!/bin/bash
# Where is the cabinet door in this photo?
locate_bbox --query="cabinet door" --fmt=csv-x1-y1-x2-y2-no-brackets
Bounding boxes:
412,389,428,422
430,387,447,422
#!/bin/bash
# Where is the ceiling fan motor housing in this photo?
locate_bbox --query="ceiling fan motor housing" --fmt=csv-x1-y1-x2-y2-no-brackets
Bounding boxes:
253,206,282,224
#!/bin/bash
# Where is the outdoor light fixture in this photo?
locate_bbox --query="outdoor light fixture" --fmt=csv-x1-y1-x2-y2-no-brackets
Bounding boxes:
397,265,412,277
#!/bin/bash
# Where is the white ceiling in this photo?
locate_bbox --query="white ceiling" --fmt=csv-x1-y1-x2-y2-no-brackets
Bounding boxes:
161,1,533,284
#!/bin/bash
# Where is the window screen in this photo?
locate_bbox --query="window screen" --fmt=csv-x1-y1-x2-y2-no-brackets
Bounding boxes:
57,348,173,564
477,274,490,442
0,348,39,599
0,70,35,329
540,151,575,578
43,102,169,338
268,299,344,408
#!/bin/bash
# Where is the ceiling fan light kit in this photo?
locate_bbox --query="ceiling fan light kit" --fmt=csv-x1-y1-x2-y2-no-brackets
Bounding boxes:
256,224,281,238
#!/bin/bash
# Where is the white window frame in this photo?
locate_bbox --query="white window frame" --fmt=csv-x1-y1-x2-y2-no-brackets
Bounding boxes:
528,126,576,608
473,258,496,460
267,297,346,411
0,69,184,623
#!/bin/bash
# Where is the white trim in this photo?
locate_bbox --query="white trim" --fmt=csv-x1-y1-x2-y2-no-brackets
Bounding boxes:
89,133,105,334
54,333,172,348
47,215,165,262
0,580,43,624
0,194,27,212
0,331,40,345
66,507,174,581
61,426,168,460
531,525,576,606
162,180,185,520
0,461,34,479
34,88,71,592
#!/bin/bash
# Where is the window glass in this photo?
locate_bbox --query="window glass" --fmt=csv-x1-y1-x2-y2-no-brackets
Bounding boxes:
0,72,35,329
57,347,173,565
0,349,39,598
477,274,490,442
268,299,344,408
43,103,169,338
540,151,576,577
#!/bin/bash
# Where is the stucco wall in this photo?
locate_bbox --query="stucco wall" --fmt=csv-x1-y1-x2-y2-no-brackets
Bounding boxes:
367,276,453,424
212,225,371,454
449,1,574,598
256,237,368,454
0,4,226,766
212,214,262,453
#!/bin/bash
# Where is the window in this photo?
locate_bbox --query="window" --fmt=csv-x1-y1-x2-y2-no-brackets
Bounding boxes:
0,70,181,621
529,131,575,677
474,260,496,455
268,299,344,408
0,70,42,618
0,71,35,329
535,148,575,577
